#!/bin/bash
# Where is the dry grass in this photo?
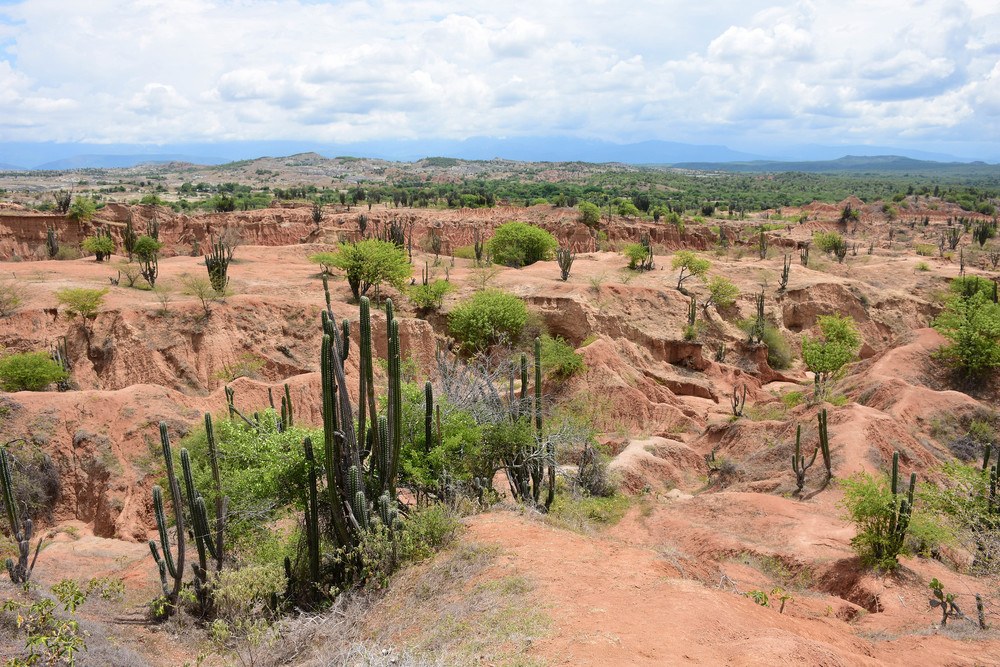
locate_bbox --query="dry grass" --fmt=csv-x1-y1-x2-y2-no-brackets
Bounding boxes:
235,541,550,667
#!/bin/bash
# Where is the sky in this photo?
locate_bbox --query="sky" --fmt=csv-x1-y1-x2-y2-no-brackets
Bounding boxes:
0,0,999,162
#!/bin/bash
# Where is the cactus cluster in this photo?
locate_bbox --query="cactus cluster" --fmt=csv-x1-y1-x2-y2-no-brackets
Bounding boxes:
205,234,235,294
1,445,43,584
791,425,816,495
149,420,227,606
883,451,917,563
557,246,575,281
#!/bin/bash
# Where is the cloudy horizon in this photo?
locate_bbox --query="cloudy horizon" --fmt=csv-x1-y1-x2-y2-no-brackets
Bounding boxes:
0,0,998,162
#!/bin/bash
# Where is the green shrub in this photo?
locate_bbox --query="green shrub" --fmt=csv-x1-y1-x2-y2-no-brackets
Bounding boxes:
706,275,739,309
0,350,68,391
915,261,930,271
622,243,648,270
813,231,845,253
53,245,82,260
914,244,936,256
539,335,585,380
452,245,477,260
408,279,454,311
67,197,96,222
53,287,109,320
324,239,411,301
578,202,601,227
398,504,462,563
448,288,528,350
802,313,860,392
212,563,287,621
933,289,1000,381
307,251,338,274
487,222,557,268
81,235,114,260
761,324,793,369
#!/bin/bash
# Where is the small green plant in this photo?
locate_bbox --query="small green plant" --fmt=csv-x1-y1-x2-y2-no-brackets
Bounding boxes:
2,582,89,666
802,313,860,398
488,221,557,268
539,335,585,380
54,287,109,321
0,351,68,391
915,261,931,271
771,587,793,613
408,279,454,312
448,288,528,351
839,452,916,571
745,589,769,607
914,244,936,256
81,231,114,262
214,353,267,382
928,578,965,627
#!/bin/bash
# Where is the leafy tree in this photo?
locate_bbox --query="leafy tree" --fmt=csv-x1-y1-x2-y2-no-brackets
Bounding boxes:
617,201,640,219
802,313,860,395
408,279,454,312
488,222,557,268
67,197,96,222
623,243,650,270
448,288,528,351
328,239,411,301
670,250,710,292
703,275,739,310
0,351,68,391
81,234,114,262
53,287,109,320
933,289,1000,382
578,202,601,227
133,235,163,288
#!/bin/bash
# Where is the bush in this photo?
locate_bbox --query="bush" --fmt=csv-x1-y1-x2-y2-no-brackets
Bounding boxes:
706,275,739,309
67,197,96,222
212,563,287,621
539,335,585,380
398,504,461,563
448,288,528,351
325,239,411,301
487,222,557,268
761,324,793,369
622,243,649,270
81,235,114,261
0,279,27,317
578,202,601,227
0,350,68,391
408,279,454,311
933,289,1000,381
801,313,860,391
813,231,845,253
54,287,109,320
839,468,939,571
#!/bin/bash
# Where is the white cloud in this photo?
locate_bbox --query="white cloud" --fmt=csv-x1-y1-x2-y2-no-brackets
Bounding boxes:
0,0,995,155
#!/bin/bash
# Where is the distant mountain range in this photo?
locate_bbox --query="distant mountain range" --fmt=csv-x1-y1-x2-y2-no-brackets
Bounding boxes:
0,138,993,172
671,155,999,173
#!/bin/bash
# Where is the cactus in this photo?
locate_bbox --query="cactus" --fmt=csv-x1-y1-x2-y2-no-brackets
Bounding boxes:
205,234,233,294
123,213,137,259
224,385,235,418
758,228,768,260
882,451,916,565
534,337,543,434
818,408,832,480
557,246,575,281
46,226,59,259
779,254,790,292
303,438,321,586
747,289,766,345
148,423,185,602
730,384,747,418
800,243,809,267
791,425,817,495
473,228,485,265
424,381,434,454
2,445,43,585
687,296,697,328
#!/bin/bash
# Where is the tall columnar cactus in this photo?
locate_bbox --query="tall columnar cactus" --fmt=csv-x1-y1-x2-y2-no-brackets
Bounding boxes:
424,381,434,454
148,422,185,601
779,254,791,292
46,226,59,259
123,213,137,260
519,352,528,409
205,234,233,294
534,336,543,434
885,451,917,561
557,246,575,281
758,228,769,260
303,437,321,586
2,445,42,585
687,296,697,329
818,408,832,480
317,291,404,580
204,413,227,572
791,425,817,495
